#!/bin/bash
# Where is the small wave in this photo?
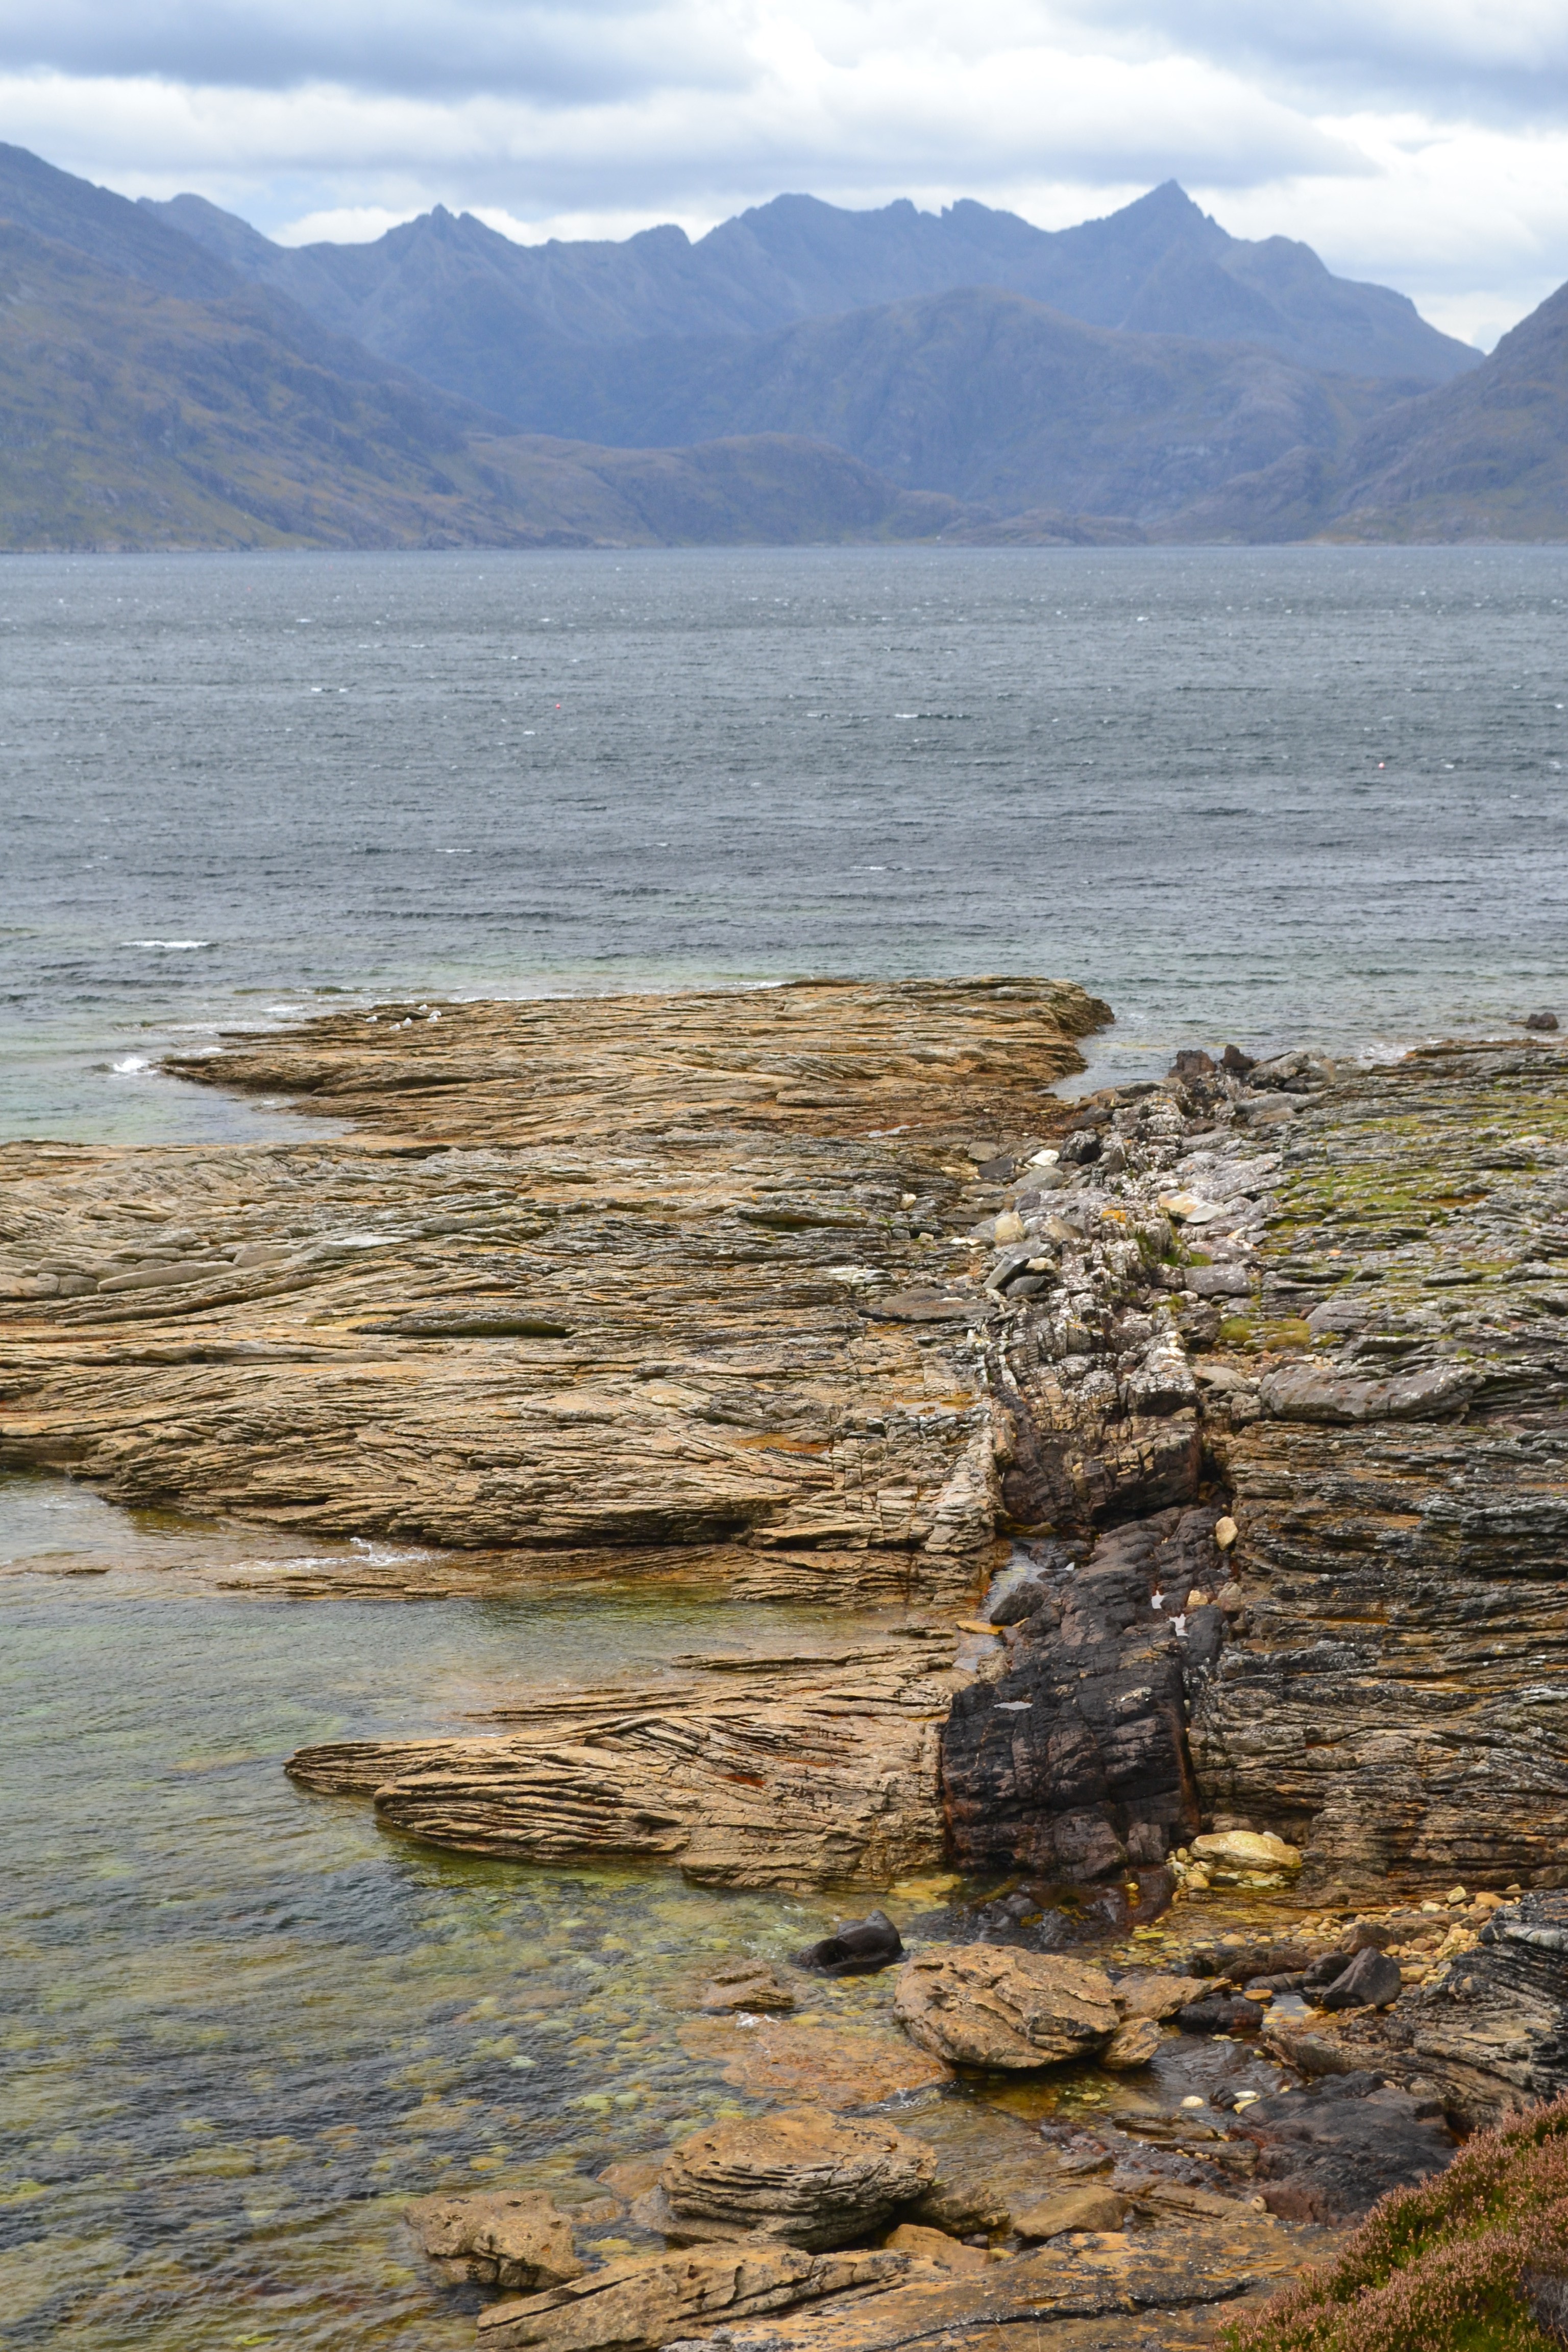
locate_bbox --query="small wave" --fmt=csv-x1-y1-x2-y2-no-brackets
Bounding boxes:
110,1055,152,1075
122,939,211,950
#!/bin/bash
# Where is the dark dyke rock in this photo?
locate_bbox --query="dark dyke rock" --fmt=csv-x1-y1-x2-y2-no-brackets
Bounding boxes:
1319,1945,1403,2012
1302,1951,1354,1997
797,1910,903,1977
1177,1994,1265,2034
988,1577,1049,1626
1229,2072,1454,2224
942,1516,1209,1880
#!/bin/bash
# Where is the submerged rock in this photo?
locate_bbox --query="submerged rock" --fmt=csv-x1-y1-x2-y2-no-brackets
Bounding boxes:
893,1945,1118,2068
406,2191,584,2292
699,1959,799,2014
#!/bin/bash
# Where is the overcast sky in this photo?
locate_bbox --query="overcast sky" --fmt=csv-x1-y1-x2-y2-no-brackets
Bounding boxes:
6,0,1567,346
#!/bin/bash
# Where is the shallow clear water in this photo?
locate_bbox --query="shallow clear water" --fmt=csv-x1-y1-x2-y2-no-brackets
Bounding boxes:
4,543,1567,1138
1,544,1543,2339
1,1489,945,2349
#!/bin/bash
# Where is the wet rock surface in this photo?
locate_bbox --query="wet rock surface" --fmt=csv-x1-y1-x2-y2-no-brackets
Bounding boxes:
407,2191,585,2292
1228,2071,1454,2224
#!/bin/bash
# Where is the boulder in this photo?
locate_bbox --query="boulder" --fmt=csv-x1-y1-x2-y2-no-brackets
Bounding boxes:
699,1959,797,2014
1190,1830,1302,1876
1177,1994,1265,2034
1012,2186,1131,2239
1319,1946,1403,2012
641,2108,937,2250
475,2244,910,2352
797,1910,903,1977
881,2224,987,2272
406,2191,584,2292
893,1946,1118,2069
1113,1972,1210,2021
1101,2017,1163,2070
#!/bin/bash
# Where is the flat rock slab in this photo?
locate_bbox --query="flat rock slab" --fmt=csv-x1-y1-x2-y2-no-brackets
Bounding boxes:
894,1946,1119,2068
287,1631,962,1889
677,2016,952,2106
476,2244,913,2352
1229,2071,1454,2224
653,2221,1311,2351
0,978,1102,1595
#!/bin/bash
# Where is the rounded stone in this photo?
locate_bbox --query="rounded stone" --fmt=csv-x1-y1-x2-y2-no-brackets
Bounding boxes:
892,1945,1119,2069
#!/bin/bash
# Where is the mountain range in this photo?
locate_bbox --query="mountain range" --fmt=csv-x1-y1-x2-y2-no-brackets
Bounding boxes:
0,139,1563,547
142,177,1477,427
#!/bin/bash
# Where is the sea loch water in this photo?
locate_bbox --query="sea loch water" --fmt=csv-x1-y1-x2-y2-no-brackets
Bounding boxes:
4,542,1567,1140
3,543,1566,2347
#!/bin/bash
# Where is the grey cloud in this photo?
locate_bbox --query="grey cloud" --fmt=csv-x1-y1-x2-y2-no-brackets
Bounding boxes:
0,0,746,102
1064,0,1568,124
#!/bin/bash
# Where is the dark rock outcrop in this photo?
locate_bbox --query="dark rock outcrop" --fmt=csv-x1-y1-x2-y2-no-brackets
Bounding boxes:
1330,1892,1568,2127
942,1512,1212,1880
1229,2072,1453,2224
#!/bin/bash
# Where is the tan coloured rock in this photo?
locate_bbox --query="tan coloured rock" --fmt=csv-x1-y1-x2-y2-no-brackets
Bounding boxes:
1012,2186,1131,2238
1100,2016,1164,2069
0,979,1104,1600
288,1630,962,1890
677,2015,951,2107
406,2190,583,2291
880,2224,988,2272
892,1946,1118,2069
1191,1830,1302,1875
475,2243,911,2352
641,2106,937,2250
641,2220,1315,2352
1113,1972,1211,2021
698,1959,798,2014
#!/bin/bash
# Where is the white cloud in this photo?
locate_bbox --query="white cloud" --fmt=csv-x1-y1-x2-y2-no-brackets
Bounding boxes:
2,0,1566,335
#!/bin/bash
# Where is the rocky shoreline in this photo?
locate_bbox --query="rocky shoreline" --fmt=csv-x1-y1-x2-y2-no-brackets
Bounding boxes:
6,979,1568,2346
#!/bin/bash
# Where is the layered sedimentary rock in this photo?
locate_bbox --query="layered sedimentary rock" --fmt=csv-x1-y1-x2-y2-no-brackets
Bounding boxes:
6,981,1568,1917
943,1034,1568,1905
287,1631,961,1888
0,978,1104,1603
1184,1041,1568,1898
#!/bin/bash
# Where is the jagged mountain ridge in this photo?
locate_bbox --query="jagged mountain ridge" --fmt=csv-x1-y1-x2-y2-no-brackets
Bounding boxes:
4,138,1566,544
139,179,1477,431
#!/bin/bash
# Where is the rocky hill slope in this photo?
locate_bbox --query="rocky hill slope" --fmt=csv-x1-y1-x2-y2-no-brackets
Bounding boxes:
0,218,957,548
1167,276,1568,541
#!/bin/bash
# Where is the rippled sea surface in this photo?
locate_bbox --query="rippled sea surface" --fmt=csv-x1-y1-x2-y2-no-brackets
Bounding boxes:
4,543,1567,1138
4,544,1564,2344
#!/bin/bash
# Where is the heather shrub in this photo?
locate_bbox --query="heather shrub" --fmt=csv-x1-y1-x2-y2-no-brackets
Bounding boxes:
1229,2094,1568,2352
